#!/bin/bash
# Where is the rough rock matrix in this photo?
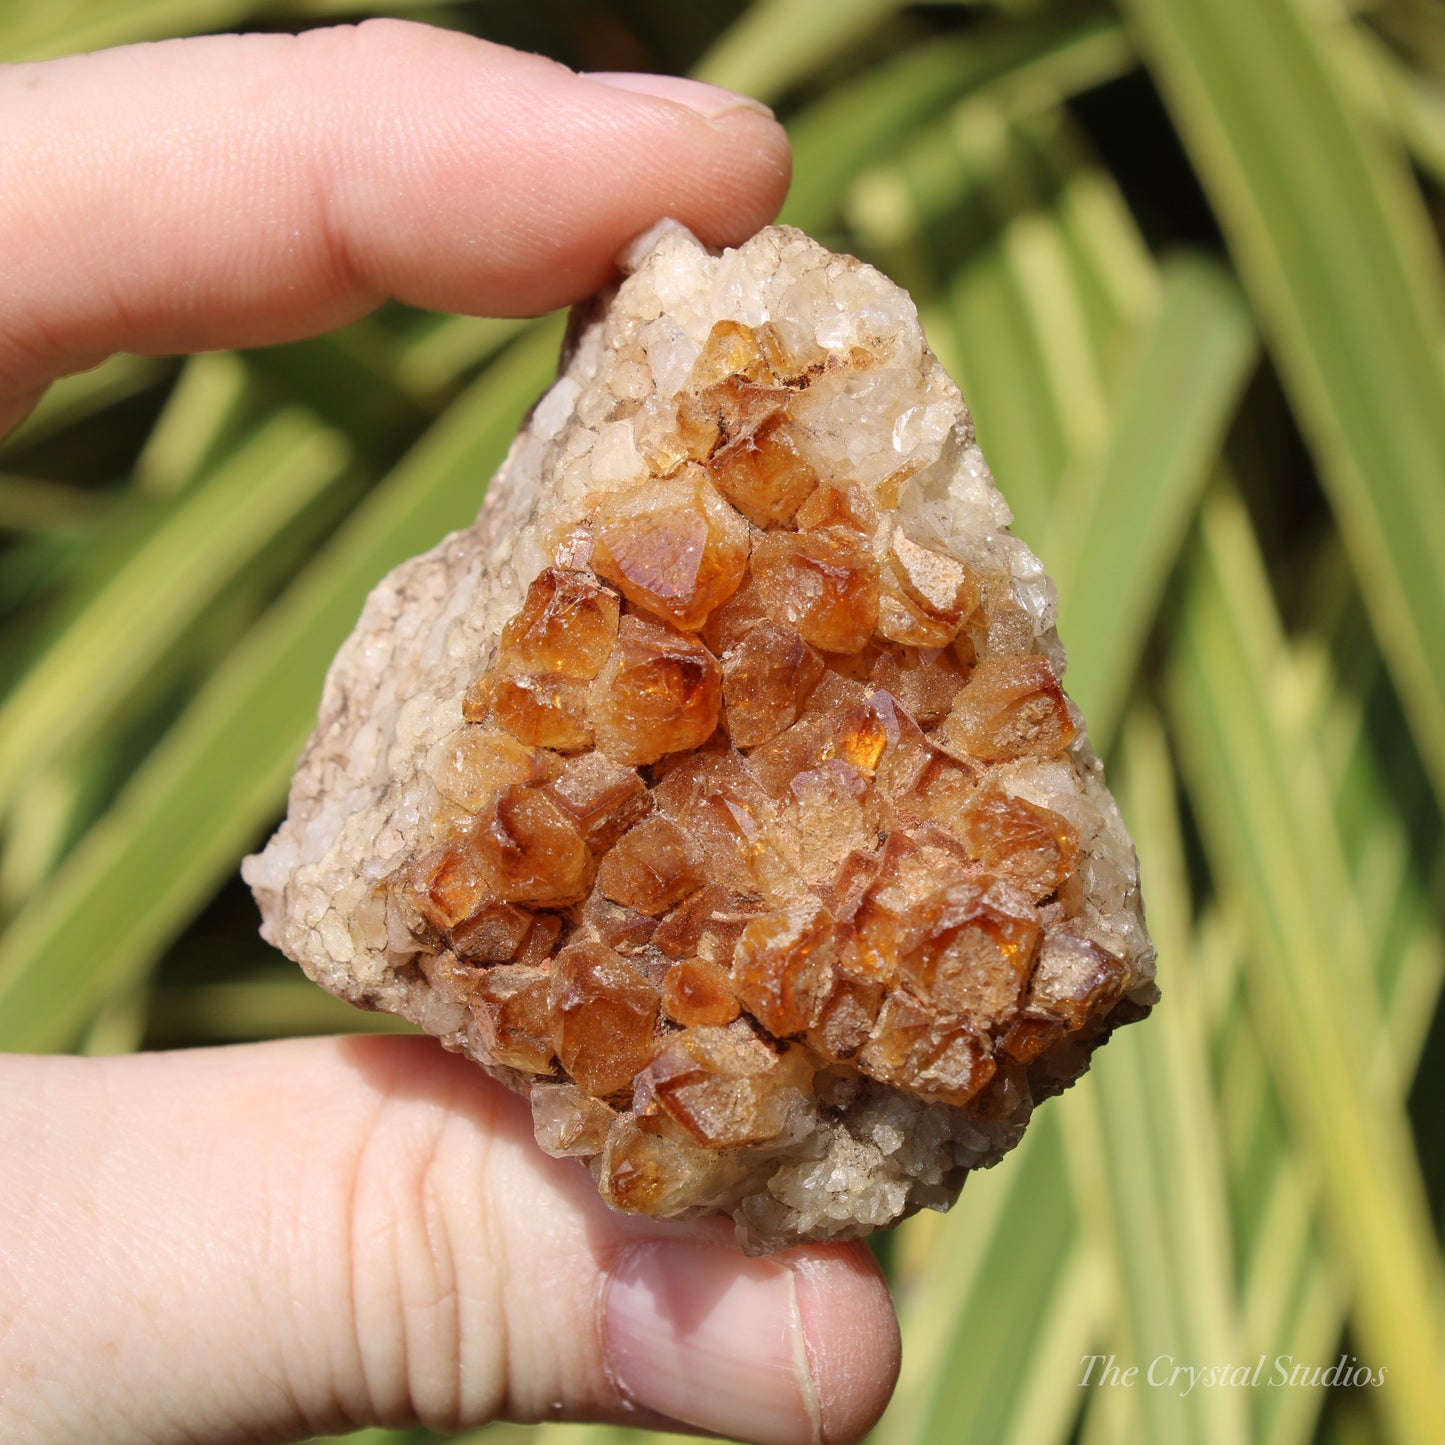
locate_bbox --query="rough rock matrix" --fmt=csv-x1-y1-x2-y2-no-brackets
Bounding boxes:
244,223,1156,1251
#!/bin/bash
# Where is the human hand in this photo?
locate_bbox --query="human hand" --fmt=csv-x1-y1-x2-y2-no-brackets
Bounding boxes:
0,22,900,1445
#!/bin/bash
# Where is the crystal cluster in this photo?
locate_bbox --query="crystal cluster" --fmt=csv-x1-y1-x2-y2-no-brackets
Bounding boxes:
244,223,1156,1251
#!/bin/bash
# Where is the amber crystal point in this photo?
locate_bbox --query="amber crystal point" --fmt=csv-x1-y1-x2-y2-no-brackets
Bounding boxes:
244,222,1156,1252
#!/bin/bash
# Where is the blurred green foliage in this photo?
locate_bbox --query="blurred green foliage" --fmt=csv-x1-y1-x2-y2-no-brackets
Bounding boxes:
2,2,1443,1443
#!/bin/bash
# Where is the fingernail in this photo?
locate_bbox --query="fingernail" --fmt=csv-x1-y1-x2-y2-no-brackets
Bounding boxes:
586,71,775,122
604,1240,821,1445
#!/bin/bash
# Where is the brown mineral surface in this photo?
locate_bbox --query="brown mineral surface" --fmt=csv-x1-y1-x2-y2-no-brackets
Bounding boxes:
244,222,1156,1252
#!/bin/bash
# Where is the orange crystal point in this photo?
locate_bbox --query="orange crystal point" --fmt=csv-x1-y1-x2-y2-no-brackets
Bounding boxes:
679,354,822,529
689,318,777,389
550,941,660,1097
596,815,704,916
474,784,592,905
896,879,1042,1030
858,991,996,1107
633,1023,812,1148
485,673,594,751
807,976,883,1063
429,727,548,812
958,780,1080,901
544,750,650,849
592,472,748,631
720,620,824,748
939,655,1075,762
878,530,980,648
451,899,534,963
999,931,1128,1066
247,223,1155,1255
472,964,556,1074
733,898,841,1038
661,957,741,1027
591,614,722,765
408,843,492,935
500,567,620,678
794,480,879,536
750,527,881,653
709,412,819,530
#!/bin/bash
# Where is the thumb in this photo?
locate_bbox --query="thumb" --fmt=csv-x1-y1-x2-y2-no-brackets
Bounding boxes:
0,1036,899,1444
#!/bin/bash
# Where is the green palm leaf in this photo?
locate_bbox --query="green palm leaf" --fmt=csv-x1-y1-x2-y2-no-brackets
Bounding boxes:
0,321,560,1050
1168,486,1445,1443
1120,0,1445,810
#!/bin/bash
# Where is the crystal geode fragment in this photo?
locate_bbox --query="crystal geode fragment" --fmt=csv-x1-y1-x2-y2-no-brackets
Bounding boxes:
243,223,1157,1251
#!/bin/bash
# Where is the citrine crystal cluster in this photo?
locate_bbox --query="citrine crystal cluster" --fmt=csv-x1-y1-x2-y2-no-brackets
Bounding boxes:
244,223,1155,1250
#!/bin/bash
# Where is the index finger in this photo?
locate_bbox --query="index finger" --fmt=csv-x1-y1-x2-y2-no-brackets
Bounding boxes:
0,19,791,429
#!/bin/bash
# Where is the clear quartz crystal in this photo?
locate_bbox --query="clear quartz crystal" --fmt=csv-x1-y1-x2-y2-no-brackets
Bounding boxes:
244,223,1156,1253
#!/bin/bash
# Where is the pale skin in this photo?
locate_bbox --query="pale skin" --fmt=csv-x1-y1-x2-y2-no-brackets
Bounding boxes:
0,20,902,1445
